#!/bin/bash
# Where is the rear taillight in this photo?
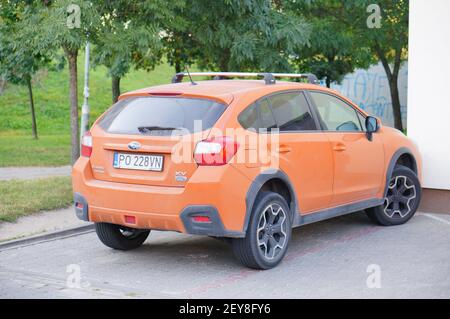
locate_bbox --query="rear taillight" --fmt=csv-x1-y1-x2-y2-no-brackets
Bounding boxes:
194,136,239,166
81,131,92,157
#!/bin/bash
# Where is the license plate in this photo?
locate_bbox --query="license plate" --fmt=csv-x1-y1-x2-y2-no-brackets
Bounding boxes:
113,152,163,171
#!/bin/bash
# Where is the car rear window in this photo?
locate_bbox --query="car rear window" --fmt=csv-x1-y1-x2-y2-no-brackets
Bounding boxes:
98,96,227,135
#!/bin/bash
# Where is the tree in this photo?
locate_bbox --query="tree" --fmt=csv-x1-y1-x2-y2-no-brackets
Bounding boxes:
284,0,373,88
163,30,202,74
0,1,51,139
174,0,311,73
291,0,408,130
93,0,181,103
17,0,102,163
361,0,409,131
93,21,162,103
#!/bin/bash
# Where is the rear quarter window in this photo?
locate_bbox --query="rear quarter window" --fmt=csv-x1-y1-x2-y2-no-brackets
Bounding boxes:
98,97,226,135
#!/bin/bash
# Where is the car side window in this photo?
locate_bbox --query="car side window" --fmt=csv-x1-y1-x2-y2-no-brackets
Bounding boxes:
309,91,363,132
238,100,277,132
258,98,277,130
267,92,317,131
238,102,261,130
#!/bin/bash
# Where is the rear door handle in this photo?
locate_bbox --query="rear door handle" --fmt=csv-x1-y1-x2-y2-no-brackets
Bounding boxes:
333,143,346,152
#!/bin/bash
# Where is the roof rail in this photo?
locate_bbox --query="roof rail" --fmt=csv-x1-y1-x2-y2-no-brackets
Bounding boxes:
171,72,319,85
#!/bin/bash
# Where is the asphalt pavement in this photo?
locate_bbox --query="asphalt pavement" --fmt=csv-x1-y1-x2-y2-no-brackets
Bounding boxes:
0,211,449,298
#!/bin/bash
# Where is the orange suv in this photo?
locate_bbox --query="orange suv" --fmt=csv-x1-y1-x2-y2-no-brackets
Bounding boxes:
72,72,422,269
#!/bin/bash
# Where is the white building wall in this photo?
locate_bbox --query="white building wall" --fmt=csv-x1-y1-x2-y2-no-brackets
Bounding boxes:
408,0,450,190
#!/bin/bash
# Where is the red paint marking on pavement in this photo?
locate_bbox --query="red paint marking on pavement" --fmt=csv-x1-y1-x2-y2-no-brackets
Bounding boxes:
185,226,382,297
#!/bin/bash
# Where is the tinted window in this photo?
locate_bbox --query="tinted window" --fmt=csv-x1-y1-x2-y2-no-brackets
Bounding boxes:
268,92,316,131
238,100,276,131
99,97,226,135
238,103,260,130
258,99,277,130
309,92,362,132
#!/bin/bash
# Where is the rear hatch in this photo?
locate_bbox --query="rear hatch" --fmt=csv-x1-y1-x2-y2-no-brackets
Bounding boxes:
89,95,228,187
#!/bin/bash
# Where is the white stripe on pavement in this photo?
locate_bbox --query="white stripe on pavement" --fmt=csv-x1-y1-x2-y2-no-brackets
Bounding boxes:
420,213,450,225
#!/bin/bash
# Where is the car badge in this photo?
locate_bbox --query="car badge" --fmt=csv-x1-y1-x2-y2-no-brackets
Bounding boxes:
128,141,141,150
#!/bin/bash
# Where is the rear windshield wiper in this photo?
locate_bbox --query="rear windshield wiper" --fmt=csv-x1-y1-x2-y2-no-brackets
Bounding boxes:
138,126,179,133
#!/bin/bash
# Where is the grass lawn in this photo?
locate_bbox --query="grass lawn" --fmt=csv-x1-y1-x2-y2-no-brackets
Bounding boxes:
0,134,70,167
0,176,72,222
0,55,177,167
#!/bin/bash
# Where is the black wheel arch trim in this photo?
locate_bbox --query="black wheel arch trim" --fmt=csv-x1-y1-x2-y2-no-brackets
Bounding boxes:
384,147,419,198
244,169,299,234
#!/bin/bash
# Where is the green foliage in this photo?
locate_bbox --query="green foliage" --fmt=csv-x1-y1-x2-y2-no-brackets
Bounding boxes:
175,0,311,72
0,1,54,138
0,0,410,162
93,23,162,79
16,0,101,54
92,0,184,79
285,0,374,86
285,0,408,129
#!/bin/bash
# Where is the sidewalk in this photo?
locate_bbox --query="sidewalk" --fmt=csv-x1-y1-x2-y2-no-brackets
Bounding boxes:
0,165,79,242
0,207,87,242
0,166,71,180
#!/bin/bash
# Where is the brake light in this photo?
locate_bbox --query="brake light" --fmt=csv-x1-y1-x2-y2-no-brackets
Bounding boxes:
194,136,239,166
148,92,182,96
81,131,92,157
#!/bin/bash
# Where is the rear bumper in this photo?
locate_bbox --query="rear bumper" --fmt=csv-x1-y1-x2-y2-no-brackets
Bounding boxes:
72,157,249,237
179,206,244,237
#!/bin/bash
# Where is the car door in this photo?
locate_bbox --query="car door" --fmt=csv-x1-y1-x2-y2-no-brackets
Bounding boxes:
307,91,385,206
264,91,334,213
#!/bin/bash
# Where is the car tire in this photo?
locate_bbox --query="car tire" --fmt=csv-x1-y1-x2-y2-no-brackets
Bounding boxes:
232,192,292,270
95,222,150,250
366,165,421,226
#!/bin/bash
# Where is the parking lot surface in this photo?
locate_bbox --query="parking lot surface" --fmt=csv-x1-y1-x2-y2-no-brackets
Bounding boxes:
0,211,449,298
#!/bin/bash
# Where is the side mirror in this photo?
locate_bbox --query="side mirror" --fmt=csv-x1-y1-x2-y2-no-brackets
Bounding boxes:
365,116,379,141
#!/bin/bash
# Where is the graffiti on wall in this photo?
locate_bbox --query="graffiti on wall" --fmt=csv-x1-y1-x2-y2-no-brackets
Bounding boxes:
329,62,408,128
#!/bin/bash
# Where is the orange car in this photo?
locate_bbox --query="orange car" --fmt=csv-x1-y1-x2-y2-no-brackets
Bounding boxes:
72,72,422,269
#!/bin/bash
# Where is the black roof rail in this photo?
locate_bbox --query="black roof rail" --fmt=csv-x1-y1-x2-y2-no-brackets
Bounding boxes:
171,72,319,85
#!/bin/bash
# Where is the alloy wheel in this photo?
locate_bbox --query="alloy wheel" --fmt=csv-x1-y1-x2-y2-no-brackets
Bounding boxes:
384,175,417,218
256,203,288,260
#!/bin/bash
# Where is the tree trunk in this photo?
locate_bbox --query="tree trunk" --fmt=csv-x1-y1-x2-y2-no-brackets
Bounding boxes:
219,49,230,71
66,49,80,164
326,77,331,88
0,75,6,95
112,76,121,103
26,76,38,139
376,45,404,132
175,59,181,73
389,76,403,131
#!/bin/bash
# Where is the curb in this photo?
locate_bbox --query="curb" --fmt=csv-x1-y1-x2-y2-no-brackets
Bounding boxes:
0,224,94,252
